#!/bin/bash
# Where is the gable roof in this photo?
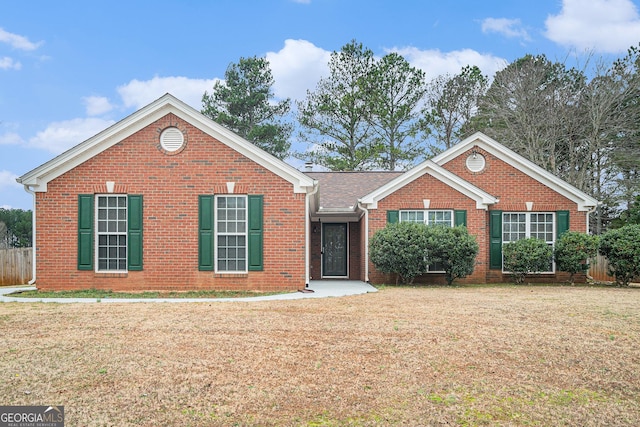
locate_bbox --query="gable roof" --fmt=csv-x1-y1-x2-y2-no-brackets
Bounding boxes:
358,160,498,210
432,132,600,211
17,93,316,194
305,171,403,212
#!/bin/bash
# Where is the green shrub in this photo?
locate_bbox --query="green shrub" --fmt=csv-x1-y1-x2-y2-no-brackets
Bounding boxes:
369,222,430,284
599,224,640,286
427,225,479,285
554,231,600,283
503,238,553,284
369,223,479,285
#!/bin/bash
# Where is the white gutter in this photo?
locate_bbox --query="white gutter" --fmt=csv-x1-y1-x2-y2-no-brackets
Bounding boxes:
357,201,370,283
586,204,599,234
23,185,37,286
305,182,319,288
585,203,599,281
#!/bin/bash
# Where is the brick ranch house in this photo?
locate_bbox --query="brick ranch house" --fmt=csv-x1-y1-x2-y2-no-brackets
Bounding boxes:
17,94,599,291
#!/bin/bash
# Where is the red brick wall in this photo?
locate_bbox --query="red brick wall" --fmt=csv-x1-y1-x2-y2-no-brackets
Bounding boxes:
35,113,307,291
366,147,589,285
348,221,361,280
310,222,321,280
367,172,481,285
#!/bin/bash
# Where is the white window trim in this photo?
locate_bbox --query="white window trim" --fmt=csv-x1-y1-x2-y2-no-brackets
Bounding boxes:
214,194,248,274
95,194,128,273
399,209,454,227
502,212,555,274
399,209,454,273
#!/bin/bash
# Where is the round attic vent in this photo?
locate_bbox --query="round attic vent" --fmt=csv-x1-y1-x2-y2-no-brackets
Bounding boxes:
466,152,486,172
160,127,184,152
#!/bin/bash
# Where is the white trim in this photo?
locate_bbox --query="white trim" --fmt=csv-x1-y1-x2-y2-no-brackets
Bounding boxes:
94,194,128,273
17,93,316,195
358,202,370,283
432,132,599,211
502,211,556,274
23,185,37,285
214,194,248,274
359,160,498,210
305,182,319,285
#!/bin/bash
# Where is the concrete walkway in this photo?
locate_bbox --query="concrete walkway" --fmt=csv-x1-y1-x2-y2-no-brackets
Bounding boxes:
0,280,377,303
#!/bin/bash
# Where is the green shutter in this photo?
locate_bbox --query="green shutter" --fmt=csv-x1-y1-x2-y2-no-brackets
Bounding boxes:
387,210,399,223
127,195,143,271
489,210,503,270
556,210,570,239
198,195,214,271
248,195,264,271
454,210,467,227
78,195,94,270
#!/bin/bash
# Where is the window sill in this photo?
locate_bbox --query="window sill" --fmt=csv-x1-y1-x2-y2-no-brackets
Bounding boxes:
214,273,249,278
94,272,128,278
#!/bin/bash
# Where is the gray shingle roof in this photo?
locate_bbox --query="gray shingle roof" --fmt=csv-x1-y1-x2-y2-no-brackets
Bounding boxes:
305,171,403,209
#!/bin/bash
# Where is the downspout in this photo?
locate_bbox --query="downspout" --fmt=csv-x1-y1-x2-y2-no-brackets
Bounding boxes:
357,201,370,283
305,181,319,288
23,185,37,286
585,204,599,281
585,204,599,235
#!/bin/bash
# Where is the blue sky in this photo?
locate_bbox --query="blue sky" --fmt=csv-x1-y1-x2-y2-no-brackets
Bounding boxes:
2,0,640,209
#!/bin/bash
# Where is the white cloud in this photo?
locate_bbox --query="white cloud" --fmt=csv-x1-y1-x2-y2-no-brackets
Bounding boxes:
267,39,331,101
481,18,531,41
389,47,508,81
0,56,21,70
0,28,43,51
0,170,20,192
0,132,23,145
28,118,116,154
545,0,640,53
83,96,114,116
117,76,220,111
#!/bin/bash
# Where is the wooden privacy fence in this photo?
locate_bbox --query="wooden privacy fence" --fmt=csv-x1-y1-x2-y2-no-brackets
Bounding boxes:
589,255,611,282
0,249,629,286
588,254,640,283
0,247,33,285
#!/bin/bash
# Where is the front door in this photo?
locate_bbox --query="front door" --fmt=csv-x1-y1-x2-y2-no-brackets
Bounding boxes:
322,223,348,277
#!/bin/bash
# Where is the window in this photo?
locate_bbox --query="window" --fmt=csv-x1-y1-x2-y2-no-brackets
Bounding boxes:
198,195,262,272
400,209,453,272
96,195,127,271
502,212,555,273
400,210,453,227
216,195,247,272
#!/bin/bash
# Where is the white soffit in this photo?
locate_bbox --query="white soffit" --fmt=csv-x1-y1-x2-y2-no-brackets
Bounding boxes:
432,132,599,211
17,94,316,194
359,160,497,210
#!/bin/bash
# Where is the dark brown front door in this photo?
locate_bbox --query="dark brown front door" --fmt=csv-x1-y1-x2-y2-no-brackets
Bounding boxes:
322,223,348,277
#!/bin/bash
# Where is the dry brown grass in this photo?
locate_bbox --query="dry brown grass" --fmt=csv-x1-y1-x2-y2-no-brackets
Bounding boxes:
1,285,639,426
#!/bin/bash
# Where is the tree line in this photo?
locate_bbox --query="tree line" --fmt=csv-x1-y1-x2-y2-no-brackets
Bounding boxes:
0,208,32,248
204,40,639,232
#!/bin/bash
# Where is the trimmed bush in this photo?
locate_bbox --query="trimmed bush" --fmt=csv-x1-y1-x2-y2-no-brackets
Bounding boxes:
554,231,600,283
427,225,479,285
599,224,640,286
369,223,479,285
369,222,430,284
503,238,553,284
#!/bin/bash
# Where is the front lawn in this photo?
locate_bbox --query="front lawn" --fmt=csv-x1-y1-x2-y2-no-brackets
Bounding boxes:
1,286,638,426
7,288,289,299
